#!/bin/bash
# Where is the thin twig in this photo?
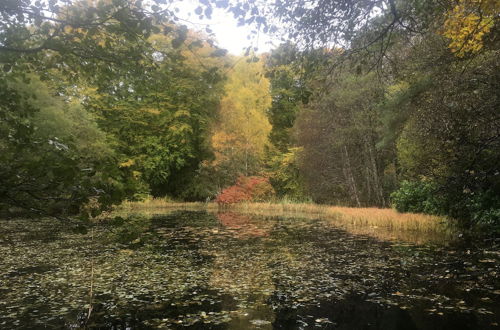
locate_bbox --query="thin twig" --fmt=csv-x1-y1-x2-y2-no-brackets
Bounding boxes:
86,226,95,323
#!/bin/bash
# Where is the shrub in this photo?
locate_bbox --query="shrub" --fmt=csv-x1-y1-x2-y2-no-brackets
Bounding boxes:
390,180,444,214
216,176,275,205
215,185,251,205
237,176,275,202
465,189,500,231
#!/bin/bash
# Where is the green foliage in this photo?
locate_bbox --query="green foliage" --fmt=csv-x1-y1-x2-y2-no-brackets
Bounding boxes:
0,0,165,86
190,0,500,233
268,148,307,200
297,71,388,206
1,0,498,236
390,49,500,228
0,0,189,217
85,33,227,198
465,190,500,230
390,181,444,215
0,75,136,218
106,215,151,246
265,44,311,152
391,181,500,232
0,0,231,215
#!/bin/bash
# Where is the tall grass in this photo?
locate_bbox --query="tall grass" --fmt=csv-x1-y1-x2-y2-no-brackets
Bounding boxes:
118,198,457,244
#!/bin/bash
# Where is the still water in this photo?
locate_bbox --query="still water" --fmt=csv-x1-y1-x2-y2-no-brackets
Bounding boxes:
0,210,498,329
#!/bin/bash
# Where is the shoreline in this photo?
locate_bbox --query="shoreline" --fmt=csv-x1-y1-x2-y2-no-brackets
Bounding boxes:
118,200,457,244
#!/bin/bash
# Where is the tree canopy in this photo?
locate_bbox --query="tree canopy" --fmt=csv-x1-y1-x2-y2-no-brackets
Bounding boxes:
1,0,498,231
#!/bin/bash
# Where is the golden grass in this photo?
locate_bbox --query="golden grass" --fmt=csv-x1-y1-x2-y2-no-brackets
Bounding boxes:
118,198,456,244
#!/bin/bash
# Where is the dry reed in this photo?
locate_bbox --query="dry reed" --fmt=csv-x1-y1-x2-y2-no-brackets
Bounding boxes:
118,198,456,244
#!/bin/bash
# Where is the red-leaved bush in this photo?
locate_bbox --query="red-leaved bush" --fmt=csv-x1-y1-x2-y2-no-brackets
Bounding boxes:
216,176,275,205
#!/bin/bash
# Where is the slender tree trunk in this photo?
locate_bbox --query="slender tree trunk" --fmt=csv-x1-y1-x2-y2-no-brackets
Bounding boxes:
86,226,95,324
244,111,250,176
365,135,385,206
365,165,372,202
343,145,361,207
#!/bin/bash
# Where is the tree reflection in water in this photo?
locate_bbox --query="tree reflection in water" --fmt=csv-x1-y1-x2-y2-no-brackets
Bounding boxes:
0,211,498,329
216,212,270,238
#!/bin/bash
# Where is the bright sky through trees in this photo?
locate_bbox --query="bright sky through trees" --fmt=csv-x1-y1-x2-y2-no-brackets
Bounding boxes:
175,0,274,54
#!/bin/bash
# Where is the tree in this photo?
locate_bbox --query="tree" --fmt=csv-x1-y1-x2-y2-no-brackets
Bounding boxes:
267,147,307,201
442,0,499,57
0,0,228,214
296,71,389,206
391,50,500,227
207,56,272,187
265,43,311,152
86,31,228,197
0,75,135,218
0,0,165,217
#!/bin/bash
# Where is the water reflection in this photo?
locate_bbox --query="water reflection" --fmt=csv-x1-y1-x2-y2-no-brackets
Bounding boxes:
0,211,498,329
211,212,275,329
216,212,270,238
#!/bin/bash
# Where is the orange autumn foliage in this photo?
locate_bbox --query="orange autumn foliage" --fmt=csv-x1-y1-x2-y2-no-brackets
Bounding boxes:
216,176,275,205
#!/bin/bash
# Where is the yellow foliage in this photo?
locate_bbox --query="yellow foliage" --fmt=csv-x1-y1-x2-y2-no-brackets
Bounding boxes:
208,56,272,176
169,123,193,135
119,159,135,168
141,107,161,115
385,81,409,99
211,132,241,166
212,131,237,148
173,109,191,118
217,57,272,156
442,0,498,57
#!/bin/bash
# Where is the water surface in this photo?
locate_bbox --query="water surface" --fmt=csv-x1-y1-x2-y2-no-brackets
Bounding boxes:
0,211,498,329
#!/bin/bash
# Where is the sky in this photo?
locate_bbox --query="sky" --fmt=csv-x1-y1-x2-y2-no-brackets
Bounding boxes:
174,0,275,55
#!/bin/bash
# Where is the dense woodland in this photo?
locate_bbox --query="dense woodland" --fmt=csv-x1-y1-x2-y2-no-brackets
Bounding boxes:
0,0,499,231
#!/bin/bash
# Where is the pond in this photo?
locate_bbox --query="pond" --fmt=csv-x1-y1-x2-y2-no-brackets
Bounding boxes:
0,210,499,329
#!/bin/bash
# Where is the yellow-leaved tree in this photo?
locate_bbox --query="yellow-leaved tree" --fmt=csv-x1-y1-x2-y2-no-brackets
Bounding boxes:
442,0,499,57
209,56,272,187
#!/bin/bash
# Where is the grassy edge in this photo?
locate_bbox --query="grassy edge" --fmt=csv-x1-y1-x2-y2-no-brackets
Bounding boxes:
119,198,456,236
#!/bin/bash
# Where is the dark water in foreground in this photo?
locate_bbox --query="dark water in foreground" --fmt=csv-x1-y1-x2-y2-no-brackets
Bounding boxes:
0,211,499,329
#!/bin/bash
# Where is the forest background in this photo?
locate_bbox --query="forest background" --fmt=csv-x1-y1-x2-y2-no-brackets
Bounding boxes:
0,0,498,232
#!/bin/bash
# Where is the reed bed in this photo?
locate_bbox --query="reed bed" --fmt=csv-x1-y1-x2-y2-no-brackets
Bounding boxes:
328,206,446,232
118,198,456,243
